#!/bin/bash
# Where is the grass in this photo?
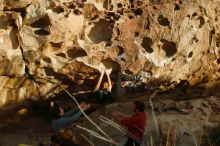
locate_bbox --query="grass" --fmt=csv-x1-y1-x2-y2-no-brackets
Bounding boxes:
141,122,220,146
143,90,215,146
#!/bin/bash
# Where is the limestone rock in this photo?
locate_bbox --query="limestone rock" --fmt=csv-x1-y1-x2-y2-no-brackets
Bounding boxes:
0,76,60,107
0,13,24,77
3,0,31,10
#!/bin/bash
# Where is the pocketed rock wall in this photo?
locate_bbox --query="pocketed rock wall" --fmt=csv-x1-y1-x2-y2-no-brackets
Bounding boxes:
0,0,220,107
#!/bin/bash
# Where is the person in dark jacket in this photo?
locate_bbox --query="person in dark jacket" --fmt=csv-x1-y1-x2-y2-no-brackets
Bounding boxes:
92,66,143,103
93,68,125,103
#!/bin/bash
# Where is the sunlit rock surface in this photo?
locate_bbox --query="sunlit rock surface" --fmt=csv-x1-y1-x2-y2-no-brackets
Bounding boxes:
0,0,219,107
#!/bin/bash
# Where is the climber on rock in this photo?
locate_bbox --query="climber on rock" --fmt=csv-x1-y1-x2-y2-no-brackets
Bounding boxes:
112,101,147,146
92,64,125,103
51,102,90,132
92,64,145,103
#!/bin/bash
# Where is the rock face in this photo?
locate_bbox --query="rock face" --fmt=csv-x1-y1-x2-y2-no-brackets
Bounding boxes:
0,0,220,106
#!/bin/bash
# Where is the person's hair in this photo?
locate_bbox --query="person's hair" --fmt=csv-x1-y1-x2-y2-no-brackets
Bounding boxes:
50,135,61,144
134,101,145,112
